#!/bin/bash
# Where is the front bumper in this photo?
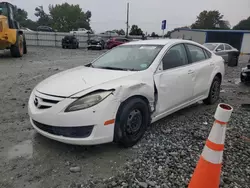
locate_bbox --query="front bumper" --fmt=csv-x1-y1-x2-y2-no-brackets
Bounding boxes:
87,44,102,48
28,90,119,145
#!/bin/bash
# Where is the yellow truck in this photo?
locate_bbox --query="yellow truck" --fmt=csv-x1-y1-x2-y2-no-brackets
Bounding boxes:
0,2,27,57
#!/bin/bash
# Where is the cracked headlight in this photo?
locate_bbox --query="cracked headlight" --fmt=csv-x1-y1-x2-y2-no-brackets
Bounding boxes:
65,90,113,112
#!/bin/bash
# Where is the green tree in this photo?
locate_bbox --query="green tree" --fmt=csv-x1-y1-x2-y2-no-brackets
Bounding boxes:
35,5,52,26
151,32,159,37
112,29,125,35
233,17,250,30
129,25,144,35
191,10,230,29
23,19,38,30
13,6,27,24
49,3,91,32
12,6,37,30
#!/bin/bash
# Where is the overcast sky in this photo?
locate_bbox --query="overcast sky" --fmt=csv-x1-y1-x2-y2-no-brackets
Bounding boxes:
9,0,250,33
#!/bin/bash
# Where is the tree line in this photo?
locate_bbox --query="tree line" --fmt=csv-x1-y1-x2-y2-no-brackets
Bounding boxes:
14,3,250,35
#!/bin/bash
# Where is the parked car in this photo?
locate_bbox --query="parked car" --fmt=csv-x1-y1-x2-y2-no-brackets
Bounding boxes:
62,35,79,49
70,28,91,34
106,37,130,49
203,43,239,62
28,39,224,147
87,37,105,50
100,31,119,37
241,64,250,83
37,26,55,32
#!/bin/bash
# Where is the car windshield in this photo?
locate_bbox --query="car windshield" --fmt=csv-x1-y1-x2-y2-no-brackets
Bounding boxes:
91,45,163,71
203,43,218,51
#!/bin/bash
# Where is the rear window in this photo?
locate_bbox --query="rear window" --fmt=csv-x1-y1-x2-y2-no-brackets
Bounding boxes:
225,44,232,50
203,43,218,51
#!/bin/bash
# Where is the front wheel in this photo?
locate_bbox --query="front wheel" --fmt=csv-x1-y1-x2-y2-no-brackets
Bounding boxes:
10,34,24,57
114,98,150,147
203,76,221,105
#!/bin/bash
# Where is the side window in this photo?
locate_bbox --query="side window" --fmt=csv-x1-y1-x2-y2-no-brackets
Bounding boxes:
162,44,188,70
225,44,232,50
217,44,224,51
186,44,206,63
204,49,212,58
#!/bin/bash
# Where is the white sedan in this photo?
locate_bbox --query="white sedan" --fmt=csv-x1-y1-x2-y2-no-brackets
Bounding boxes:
203,43,239,62
28,39,225,147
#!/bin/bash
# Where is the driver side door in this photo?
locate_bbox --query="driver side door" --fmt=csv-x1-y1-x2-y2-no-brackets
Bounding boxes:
153,43,195,116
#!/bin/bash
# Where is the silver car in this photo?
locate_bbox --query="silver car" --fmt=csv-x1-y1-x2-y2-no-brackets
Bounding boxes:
203,43,238,62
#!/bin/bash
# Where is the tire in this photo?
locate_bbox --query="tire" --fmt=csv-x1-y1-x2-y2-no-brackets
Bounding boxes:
72,42,77,49
114,98,150,147
10,33,24,57
23,43,27,54
203,76,221,105
62,45,65,49
241,74,246,83
23,35,27,54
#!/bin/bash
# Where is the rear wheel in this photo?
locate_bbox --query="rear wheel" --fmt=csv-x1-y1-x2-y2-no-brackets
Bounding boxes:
23,35,27,54
72,43,77,49
241,73,246,83
10,34,24,57
203,76,221,105
23,43,27,54
114,98,150,147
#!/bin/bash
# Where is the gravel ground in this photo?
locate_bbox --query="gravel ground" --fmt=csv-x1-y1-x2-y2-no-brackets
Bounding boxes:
0,47,250,188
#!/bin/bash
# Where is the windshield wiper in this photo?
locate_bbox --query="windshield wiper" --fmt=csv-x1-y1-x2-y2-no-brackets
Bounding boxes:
97,66,136,71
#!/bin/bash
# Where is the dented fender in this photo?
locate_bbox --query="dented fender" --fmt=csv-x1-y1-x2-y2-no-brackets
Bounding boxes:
113,81,155,111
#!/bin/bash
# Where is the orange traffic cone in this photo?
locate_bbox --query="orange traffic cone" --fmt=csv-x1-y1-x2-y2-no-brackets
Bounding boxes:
188,103,233,188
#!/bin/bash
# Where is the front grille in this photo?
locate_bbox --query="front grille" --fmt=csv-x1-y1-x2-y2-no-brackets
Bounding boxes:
33,120,93,138
34,94,61,109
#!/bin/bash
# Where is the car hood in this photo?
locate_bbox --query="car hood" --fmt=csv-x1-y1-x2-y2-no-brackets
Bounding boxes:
36,66,136,97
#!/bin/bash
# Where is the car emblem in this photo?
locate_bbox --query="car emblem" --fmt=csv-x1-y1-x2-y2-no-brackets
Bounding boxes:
34,97,41,108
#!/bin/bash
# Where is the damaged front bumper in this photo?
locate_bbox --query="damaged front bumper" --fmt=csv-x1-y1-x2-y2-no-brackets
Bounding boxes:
28,90,120,145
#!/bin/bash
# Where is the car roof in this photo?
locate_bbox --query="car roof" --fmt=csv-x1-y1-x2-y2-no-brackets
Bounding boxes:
204,42,231,46
122,39,196,46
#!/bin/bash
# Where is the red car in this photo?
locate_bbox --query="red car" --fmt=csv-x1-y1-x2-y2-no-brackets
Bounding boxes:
106,38,130,49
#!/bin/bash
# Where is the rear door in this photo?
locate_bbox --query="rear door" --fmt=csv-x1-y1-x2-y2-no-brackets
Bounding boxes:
154,43,195,114
215,44,227,61
185,44,215,98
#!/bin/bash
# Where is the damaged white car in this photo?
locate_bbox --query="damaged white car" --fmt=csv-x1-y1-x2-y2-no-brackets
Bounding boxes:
28,39,225,147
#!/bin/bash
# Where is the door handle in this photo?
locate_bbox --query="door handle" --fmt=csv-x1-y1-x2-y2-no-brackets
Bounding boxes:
209,62,215,66
188,70,195,74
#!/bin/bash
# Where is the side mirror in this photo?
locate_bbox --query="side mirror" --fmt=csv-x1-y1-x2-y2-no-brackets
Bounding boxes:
216,48,222,52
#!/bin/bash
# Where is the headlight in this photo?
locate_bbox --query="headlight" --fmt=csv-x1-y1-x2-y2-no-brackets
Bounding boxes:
65,90,113,112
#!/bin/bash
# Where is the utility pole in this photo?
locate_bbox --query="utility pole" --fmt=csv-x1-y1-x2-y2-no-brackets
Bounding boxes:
126,2,129,37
